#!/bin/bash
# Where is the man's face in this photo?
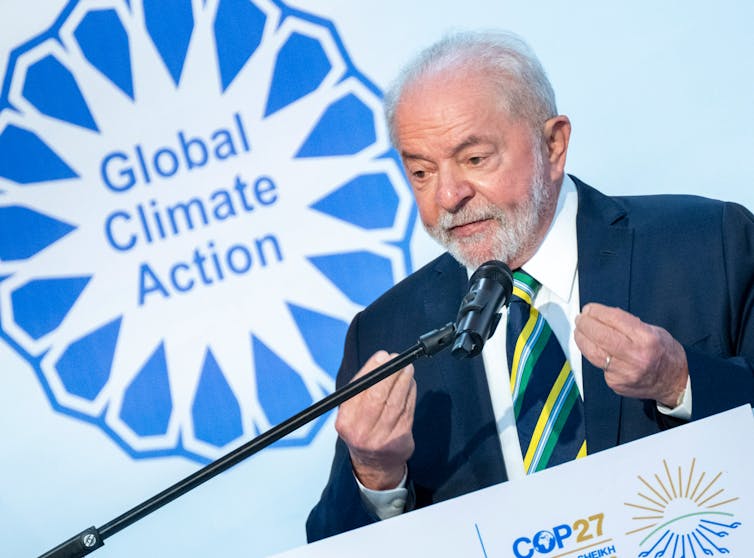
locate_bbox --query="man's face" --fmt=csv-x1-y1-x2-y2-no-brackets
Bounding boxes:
394,71,556,270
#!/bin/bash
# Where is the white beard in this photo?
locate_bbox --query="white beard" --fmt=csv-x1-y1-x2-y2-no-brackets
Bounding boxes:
425,149,552,270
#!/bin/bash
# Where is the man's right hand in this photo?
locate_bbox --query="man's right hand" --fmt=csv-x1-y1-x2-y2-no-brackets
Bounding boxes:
335,350,416,490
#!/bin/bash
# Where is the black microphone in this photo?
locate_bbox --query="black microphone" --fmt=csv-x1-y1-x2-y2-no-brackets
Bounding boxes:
451,260,513,359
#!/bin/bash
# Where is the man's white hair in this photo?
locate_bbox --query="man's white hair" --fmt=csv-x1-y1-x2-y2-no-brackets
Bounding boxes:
384,30,558,147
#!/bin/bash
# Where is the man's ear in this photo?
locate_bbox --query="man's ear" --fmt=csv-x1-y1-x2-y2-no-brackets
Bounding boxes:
543,115,571,182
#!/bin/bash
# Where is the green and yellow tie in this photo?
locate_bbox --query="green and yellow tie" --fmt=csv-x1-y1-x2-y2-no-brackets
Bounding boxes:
507,270,586,473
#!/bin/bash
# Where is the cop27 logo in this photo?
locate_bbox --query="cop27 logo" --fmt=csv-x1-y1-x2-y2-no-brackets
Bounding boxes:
509,513,615,558
625,459,743,557
0,0,414,462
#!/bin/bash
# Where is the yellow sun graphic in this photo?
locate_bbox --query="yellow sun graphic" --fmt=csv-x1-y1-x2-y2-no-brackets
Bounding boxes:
624,458,742,557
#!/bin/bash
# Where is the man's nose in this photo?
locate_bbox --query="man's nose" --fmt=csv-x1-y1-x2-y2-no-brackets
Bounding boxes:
435,168,474,212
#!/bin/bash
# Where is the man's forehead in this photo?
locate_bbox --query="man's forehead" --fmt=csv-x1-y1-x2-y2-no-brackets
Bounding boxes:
395,91,512,154
401,66,487,103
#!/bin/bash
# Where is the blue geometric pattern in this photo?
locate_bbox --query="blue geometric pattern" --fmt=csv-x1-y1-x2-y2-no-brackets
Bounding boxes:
74,9,135,100
0,0,416,463
287,303,349,379
11,277,91,340
0,206,76,261
23,55,99,131
214,0,267,92
119,343,173,436
192,350,244,447
265,32,332,116
55,317,122,401
308,251,395,306
311,173,399,229
295,93,376,157
253,335,313,426
143,0,195,86
0,125,78,184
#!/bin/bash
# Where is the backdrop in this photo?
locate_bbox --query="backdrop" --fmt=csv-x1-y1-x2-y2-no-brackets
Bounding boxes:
1,1,752,557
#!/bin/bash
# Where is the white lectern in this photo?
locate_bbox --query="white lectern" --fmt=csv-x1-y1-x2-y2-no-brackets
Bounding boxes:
276,405,753,558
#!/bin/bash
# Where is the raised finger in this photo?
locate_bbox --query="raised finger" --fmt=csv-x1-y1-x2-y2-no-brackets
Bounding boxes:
399,374,417,430
574,325,617,372
380,364,416,429
576,306,634,359
352,351,405,405
581,303,645,338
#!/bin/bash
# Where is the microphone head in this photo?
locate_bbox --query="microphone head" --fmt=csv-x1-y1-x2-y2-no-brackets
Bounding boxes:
451,260,513,359
469,260,514,293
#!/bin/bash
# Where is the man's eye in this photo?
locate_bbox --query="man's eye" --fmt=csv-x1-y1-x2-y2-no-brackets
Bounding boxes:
468,156,484,165
412,169,427,179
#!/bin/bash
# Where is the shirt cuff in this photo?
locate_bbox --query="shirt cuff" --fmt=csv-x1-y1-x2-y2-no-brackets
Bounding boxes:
656,375,692,420
354,467,408,520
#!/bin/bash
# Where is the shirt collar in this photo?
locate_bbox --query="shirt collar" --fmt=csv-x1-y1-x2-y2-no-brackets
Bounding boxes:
520,175,578,303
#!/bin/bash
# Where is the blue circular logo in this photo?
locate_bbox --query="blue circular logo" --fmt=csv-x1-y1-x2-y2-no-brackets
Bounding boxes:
532,530,556,553
0,0,415,463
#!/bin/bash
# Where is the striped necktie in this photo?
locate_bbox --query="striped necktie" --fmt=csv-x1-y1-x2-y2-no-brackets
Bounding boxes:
506,270,586,473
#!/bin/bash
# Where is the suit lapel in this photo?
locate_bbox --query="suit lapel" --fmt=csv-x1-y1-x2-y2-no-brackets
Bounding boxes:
574,177,634,453
423,254,507,485
422,254,479,392
422,254,467,329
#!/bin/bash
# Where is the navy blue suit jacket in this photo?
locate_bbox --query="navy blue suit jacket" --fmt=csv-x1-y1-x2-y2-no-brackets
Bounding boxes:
307,178,754,541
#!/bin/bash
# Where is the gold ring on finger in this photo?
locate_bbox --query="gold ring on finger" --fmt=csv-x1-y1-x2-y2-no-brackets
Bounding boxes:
604,354,612,372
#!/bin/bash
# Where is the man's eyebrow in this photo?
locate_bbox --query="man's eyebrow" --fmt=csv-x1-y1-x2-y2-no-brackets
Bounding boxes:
400,149,428,162
401,135,492,162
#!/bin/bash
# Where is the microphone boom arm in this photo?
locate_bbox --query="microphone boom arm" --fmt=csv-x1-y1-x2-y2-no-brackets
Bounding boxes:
38,322,457,558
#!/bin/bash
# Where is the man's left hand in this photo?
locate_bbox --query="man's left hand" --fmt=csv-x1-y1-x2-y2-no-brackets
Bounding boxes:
574,303,688,407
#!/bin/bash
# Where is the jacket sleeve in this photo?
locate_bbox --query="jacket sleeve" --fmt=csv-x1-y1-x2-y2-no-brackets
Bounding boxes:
686,201,754,419
305,436,381,542
305,312,381,542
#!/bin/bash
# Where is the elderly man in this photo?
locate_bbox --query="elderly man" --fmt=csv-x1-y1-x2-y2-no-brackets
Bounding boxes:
306,30,754,541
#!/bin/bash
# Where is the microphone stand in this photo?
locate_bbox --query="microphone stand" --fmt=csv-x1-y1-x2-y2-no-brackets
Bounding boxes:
39,322,457,558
